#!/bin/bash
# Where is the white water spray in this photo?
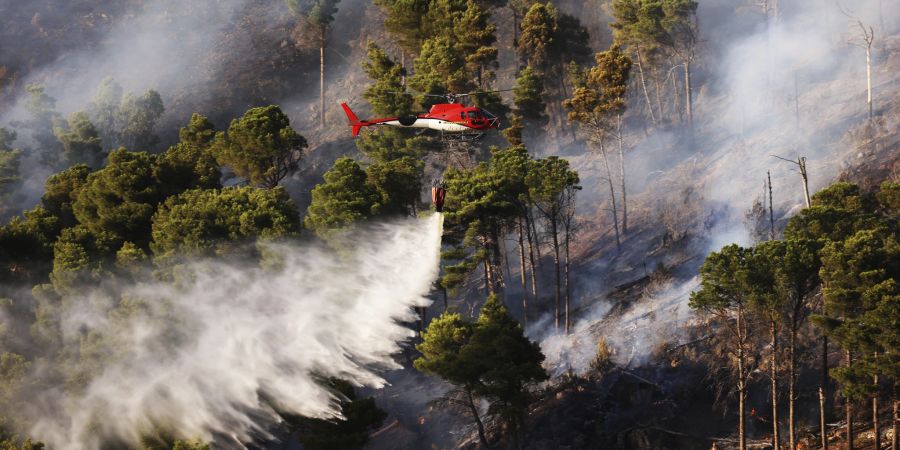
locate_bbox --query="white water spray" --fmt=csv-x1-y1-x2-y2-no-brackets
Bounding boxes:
24,215,443,449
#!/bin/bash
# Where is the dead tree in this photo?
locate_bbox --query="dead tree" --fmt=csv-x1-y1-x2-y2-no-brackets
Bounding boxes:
561,184,579,334
616,115,629,235
767,170,775,240
772,155,811,208
839,3,876,121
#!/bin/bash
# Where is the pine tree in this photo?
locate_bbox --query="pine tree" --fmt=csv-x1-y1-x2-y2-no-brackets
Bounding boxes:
365,156,423,217
375,0,430,57
212,105,307,189
362,42,413,117
72,149,162,248
41,164,92,229
415,295,547,447
53,112,104,169
409,36,471,108
452,0,498,89
510,66,547,145
465,294,548,447
563,45,632,249
304,157,379,237
20,84,63,167
285,0,342,129
690,244,761,450
747,241,785,448
154,114,221,199
0,128,22,217
86,79,164,152
608,0,698,129
526,156,579,333
518,3,557,73
151,187,300,264
117,90,164,151
773,238,821,450
817,228,899,450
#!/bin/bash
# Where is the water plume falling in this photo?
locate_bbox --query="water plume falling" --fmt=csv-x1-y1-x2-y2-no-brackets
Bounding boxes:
21,214,443,449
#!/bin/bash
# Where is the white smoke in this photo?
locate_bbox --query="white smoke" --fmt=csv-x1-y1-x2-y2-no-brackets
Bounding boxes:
539,278,698,376
24,214,443,449
540,0,899,375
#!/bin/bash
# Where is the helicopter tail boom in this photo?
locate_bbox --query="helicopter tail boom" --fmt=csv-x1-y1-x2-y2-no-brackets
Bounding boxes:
340,102,364,137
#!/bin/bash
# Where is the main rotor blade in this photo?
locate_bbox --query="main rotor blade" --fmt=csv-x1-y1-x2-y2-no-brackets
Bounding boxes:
455,89,516,97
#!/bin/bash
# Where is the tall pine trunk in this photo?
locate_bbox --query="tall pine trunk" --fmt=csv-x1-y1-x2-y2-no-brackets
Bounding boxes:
319,26,326,130
652,67,664,123
789,319,798,450
525,211,539,303
551,214,561,333
518,219,529,325
820,335,830,450
891,384,898,450
770,319,780,449
738,304,747,450
635,49,657,125
563,220,571,334
466,387,490,448
866,43,873,120
683,59,694,140
846,350,855,450
599,137,621,251
672,67,683,124
616,116,628,235
873,365,880,450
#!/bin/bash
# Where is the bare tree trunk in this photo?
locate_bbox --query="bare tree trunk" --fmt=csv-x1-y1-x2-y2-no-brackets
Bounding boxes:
599,138,621,251
873,366,881,450
617,116,628,235
738,304,747,450
892,385,898,450
320,26,326,130
501,234,513,297
466,388,490,448
558,68,577,143
768,171,775,240
847,350,855,450
820,335,830,450
653,67,664,123
518,219,529,325
563,221,571,334
789,320,798,450
672,68,683,124
796,156,812,208
684,59,694,139
483,256,492,295
551,216,561,333
401,51,406,86
866,43,873,120
525,211,539,302
771,319,781,449
635,49,657,125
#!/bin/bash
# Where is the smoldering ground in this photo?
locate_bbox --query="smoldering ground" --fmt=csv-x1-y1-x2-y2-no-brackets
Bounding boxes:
2,214,442,449
534,0,898,373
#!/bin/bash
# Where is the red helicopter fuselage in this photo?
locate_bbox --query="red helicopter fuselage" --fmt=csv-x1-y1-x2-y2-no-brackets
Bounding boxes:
340,102,499,137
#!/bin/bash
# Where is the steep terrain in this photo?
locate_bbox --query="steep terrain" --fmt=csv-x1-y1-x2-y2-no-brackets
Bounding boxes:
0,0,898,449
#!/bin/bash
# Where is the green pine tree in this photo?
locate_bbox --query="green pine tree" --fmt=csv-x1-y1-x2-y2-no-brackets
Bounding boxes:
212,105,307,188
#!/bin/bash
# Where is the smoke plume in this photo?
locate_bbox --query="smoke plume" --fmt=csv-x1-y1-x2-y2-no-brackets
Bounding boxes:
19,215,442,449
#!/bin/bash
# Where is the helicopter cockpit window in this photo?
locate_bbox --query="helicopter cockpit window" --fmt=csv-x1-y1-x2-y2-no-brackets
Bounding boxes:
467,111,482,120
461,112,466,120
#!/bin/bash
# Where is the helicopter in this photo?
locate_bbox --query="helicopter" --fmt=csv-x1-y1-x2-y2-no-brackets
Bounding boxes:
340,91,507,141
